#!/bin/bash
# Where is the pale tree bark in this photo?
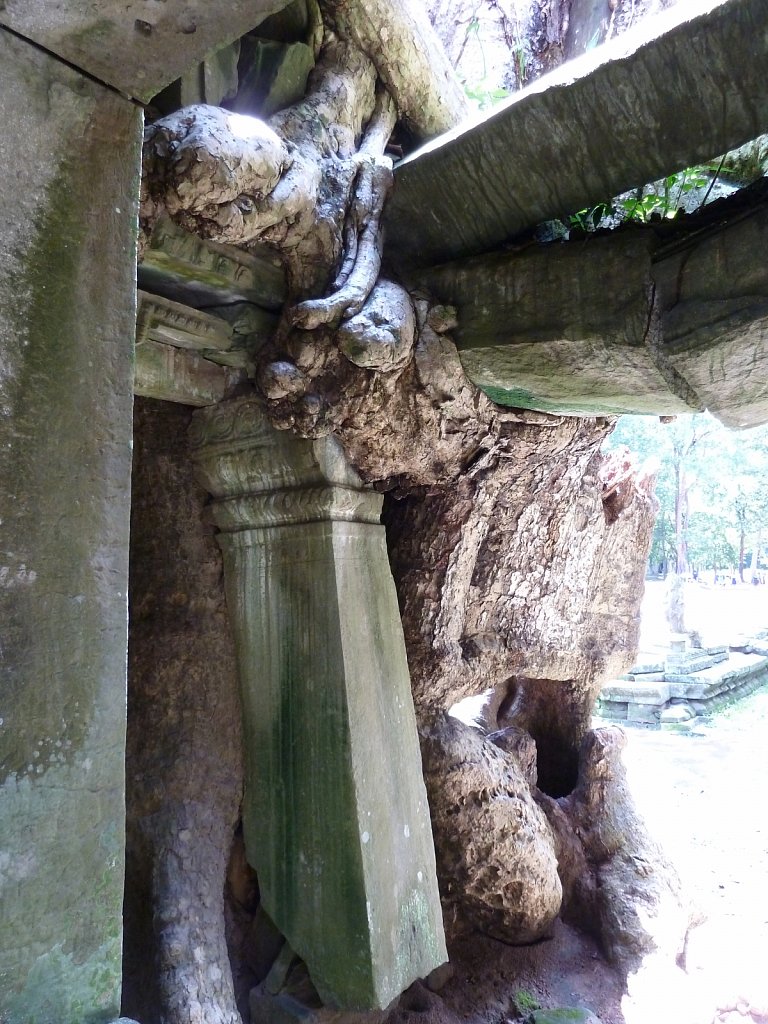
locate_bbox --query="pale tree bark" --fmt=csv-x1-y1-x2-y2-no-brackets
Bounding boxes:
125,400,244,1024
322,0,470,134
133,1,687,1014
384,437,690,971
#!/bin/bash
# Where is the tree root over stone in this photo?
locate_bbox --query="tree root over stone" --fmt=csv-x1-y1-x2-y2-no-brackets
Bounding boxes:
135,6,696,1018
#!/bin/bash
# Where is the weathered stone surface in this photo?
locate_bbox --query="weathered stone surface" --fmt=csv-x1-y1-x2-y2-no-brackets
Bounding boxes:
134,290,252,404
412,183,768,424
0,31,140,1023
415,232,699,416
139,217,286,311
601,651,768,722
660,703,695,724
232,38,316,118
0,0,290,103
601,682,671,705
190,398,447,1011
658,203,768,429
388,0,768,269
421,714,562,944
628,660,665,674
137,291,234,352
532,1010,597,1024
135,339,244,406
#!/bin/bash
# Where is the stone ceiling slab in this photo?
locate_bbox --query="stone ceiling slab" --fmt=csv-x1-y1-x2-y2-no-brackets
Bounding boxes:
387,0,768,269
416,232,701,417
0,0,289,102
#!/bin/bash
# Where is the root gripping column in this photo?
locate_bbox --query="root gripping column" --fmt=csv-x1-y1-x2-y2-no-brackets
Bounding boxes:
190,398,446,1010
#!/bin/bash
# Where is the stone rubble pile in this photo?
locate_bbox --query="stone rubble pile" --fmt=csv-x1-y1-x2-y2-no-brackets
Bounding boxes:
599,631,768,725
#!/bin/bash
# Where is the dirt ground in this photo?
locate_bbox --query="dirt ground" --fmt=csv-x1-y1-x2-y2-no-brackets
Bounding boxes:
412,581,768,1024
619,579,768,1023
621,691,768,1023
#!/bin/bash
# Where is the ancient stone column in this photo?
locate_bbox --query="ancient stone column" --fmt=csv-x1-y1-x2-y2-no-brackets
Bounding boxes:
190,397,447,1010
0,29,141,1023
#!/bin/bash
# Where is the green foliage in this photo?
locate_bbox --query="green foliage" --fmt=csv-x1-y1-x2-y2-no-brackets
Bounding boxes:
565,164,721,235
464,82,511,110
619,166,710,222
604,414,768,576
512,989,541,1013
566,201,613,233
461,16,515,111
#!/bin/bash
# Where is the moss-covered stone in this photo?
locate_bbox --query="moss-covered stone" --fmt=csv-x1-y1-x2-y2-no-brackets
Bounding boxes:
191,401,448,1010
0,31,140,1023
531,1010,595,1023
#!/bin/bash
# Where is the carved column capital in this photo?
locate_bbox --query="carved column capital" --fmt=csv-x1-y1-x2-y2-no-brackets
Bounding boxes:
187,395,447,1010
189,396,382,529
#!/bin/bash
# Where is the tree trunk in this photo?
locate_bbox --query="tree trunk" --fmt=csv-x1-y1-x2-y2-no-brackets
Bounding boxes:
740,526,746,582
750,529,761,582
666,457,688,633
124,399,244,1024
132,1,694,1014
383,426,681,964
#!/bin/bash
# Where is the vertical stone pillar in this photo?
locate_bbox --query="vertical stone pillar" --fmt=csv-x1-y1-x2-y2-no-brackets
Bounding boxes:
0,30,141,1023
190,398,447,1011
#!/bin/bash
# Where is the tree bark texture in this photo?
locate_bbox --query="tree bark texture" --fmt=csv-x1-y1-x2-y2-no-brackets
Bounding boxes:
383,428,686,965
124,398,244,1024
134,0,695,1005
322,0,469,135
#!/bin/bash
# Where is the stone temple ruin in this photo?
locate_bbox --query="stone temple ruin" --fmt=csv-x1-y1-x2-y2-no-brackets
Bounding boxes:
601,633,768,725
2,1,768,1022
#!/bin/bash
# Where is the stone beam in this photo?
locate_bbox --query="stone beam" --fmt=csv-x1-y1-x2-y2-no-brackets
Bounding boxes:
189,398,447,1011
139,217,285,312
0,0,289,102
0,29,140,1022
135,290,287,405
416,232,699,418
386,0,768,269
656,200,768,429
415,186,768,426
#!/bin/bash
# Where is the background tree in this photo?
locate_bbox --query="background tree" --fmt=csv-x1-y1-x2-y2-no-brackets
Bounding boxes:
605,414,768,614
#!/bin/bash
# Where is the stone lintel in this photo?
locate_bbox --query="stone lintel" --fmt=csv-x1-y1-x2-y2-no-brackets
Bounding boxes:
137,290,234,351
657,203,768,429
135,338,243,406
415,231,701,417
414,187,768,426
388,0,768,269
140,216,285,310
0,0,290,103
189,398,447,1010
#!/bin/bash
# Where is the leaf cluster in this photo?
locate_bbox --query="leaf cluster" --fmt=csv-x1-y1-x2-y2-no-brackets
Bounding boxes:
565,163,726,235
604,414,768,573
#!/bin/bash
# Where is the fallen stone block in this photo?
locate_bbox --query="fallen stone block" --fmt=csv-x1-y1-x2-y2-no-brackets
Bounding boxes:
627,702,661,725
660,703,695,725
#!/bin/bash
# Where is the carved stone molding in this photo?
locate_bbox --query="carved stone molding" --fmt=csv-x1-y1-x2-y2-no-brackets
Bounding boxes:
135,292,246,406
140,216,286,310
136,290,234,352
188,397,448,1010
190,397,381,526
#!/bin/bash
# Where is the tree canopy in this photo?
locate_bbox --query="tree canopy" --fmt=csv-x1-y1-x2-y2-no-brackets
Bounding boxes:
604,413,768,579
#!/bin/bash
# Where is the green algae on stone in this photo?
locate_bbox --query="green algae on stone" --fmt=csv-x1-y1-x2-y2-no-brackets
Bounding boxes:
0,31,140,1023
